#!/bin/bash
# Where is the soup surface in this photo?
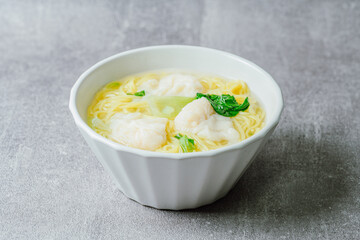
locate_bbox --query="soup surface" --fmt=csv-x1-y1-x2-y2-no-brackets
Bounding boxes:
87,70,265,153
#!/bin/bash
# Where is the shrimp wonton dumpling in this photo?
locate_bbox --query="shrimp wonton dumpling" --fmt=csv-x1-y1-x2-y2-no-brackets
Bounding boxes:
110,113,168,151
174,98,214,130
174,98,239,144
139,74,203,97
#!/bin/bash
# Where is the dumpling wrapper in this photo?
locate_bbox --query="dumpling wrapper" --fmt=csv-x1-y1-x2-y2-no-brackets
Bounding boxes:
110,113,168,151
174,98,239,144
139,74,203,97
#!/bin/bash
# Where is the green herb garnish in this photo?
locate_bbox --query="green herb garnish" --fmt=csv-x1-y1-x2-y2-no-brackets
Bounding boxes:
127,90,145,96
196,93,250,117
175,134,195,153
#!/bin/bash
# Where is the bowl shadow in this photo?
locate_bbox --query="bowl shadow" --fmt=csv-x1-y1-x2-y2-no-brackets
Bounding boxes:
181,126,353,219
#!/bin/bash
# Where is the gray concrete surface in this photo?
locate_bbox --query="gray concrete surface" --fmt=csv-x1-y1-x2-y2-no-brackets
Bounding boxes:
1,0,359,239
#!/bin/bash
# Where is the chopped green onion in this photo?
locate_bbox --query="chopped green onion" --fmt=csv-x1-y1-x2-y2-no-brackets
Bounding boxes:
175,134,195,153
106,82,120,89
127,90,145,96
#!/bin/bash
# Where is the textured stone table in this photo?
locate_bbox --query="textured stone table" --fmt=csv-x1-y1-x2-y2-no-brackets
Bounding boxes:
1,0,359,239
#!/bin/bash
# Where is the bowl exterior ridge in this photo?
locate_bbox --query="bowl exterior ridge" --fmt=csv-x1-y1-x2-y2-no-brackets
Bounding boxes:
77,124,276,210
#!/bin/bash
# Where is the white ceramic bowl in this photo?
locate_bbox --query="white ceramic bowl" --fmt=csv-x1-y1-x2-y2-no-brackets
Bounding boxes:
69,45,283,210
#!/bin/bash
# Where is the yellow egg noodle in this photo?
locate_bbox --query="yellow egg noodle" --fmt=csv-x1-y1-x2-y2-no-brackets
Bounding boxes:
87,71,265,153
